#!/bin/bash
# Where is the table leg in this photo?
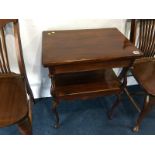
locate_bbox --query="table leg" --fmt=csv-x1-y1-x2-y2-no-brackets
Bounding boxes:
108,93,122,119
108,66,129,119
52,98,60,128
50,76,60,128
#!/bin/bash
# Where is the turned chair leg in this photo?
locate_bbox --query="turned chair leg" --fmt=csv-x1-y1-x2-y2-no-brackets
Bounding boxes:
108,93,121,119
133,95,152,132
52,99,60,128
18,116,32,135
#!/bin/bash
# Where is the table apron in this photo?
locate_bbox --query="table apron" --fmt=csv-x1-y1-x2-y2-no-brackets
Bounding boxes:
49,59,134,75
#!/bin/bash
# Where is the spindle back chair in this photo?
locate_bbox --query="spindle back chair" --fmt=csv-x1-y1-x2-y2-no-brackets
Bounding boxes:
109,19,155,132
130,19,155,58
0,19,34,134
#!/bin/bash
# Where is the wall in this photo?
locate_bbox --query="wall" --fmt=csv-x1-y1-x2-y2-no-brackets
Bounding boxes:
15,19,136,98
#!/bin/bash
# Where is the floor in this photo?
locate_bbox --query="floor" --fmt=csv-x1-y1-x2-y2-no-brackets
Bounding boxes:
0,86,155,135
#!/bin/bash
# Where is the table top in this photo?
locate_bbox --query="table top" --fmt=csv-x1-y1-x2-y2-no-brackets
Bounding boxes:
42,28,142,67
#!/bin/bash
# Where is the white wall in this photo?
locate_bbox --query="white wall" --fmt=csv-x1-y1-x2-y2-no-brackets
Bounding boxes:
15,19,136,98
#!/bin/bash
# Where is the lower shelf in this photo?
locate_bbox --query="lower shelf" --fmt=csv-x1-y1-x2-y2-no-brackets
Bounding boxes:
54,69,121,100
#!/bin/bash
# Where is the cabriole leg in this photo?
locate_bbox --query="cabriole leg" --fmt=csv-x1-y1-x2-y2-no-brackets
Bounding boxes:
50,74,60,128
18,116,32,135
52,98,60,128
133,95,151,132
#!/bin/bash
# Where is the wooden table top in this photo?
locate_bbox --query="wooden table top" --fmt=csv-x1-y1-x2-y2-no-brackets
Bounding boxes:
42,28,142,67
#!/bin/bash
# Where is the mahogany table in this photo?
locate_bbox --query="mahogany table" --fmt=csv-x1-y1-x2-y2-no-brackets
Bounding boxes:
42,28,142,128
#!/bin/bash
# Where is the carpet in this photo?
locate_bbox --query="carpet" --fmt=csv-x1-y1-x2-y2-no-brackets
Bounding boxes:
0,85,155,135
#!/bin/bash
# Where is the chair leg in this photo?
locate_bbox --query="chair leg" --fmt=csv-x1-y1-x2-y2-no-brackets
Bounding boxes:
133,95,151,132
25,76,35,104
108,93,121,119
27,98,33,124
18,116,32,135
52,98,60,128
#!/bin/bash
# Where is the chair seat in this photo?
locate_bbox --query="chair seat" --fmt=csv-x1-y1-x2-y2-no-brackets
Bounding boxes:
132,59,155,96
0,74,28,127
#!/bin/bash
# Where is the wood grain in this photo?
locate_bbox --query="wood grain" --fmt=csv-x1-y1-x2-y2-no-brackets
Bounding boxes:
42,27,142,127
42,28,142,67
0,19,33,134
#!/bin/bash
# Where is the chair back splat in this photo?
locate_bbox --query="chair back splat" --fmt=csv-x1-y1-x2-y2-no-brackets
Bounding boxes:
130,19,155,58
0,19,34,101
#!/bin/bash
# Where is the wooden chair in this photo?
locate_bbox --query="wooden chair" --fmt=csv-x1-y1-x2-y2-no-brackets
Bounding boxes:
109,19,155,132
0,19,34,134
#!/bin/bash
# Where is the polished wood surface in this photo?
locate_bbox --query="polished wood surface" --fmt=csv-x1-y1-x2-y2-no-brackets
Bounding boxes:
111,19,155,132
0,74,28,127
54,69,121,100
42,28,142,128
49,58,134,75
0,19,17,29
42,28,142,67
0,19,33,134
132,59,155,96
138,20,155,57
131,19,155,58
132,19,155,95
